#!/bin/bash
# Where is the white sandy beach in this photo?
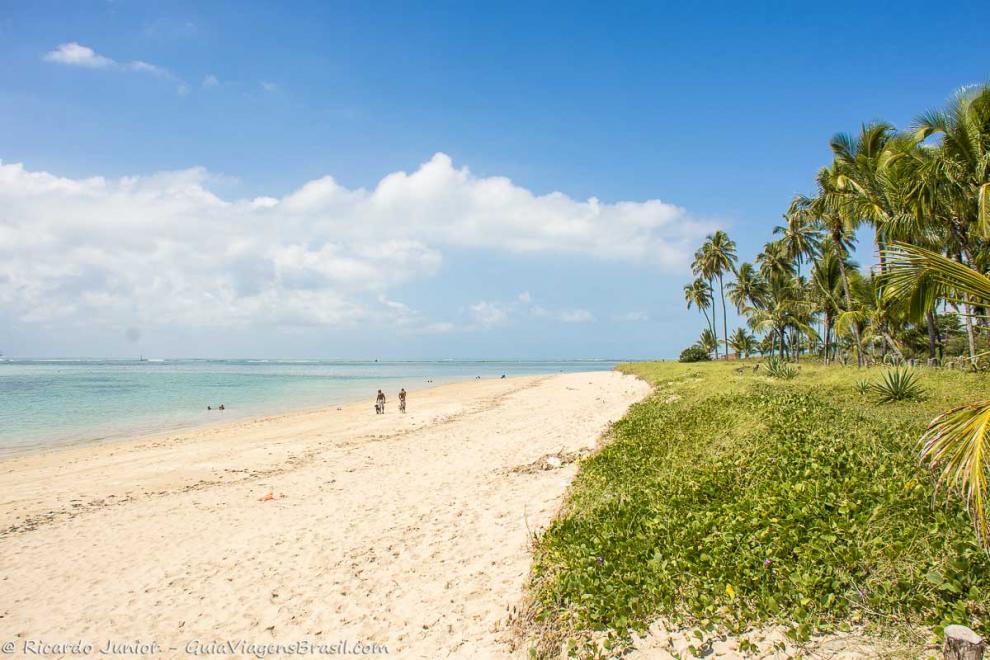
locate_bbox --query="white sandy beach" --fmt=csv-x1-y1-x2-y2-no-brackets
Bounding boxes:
0,371,648,658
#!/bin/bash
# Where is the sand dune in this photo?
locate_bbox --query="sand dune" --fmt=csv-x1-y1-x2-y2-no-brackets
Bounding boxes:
0,371,648,658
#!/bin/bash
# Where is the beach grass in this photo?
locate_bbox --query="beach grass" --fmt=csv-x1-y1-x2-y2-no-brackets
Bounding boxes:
523,360,990,656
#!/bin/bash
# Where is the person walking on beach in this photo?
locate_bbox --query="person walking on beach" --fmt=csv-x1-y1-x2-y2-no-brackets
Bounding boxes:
398,388,407,413
376,389,386,414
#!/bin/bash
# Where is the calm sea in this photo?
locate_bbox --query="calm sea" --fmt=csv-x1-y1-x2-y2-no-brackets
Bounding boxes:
0,359,617,456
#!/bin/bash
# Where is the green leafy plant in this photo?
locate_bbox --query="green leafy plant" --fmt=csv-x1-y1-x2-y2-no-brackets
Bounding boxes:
764,356,797,379
524,361,990,656
870,367,923,402
854,379,871,395
679,346,711,363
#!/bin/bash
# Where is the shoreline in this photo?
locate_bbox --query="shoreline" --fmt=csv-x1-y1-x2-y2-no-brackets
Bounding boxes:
0,369,576,461
0,370,649,656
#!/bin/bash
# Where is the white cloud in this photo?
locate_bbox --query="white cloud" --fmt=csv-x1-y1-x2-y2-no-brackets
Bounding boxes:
127,60,169,77
260,81,278,93
612,311,649,322
43,42,115,68
469,301,509,328
202,74,219,88
43,42,186,94
0,155,716,331
465,293,594,329
557,309,595,323
530,304,595,323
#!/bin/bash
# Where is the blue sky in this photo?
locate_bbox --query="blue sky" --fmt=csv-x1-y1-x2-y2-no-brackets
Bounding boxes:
0,1,987,359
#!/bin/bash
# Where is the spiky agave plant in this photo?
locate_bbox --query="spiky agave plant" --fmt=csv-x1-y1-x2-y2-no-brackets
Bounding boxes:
854,379,871,395
870,367,923,402
764,357,797,380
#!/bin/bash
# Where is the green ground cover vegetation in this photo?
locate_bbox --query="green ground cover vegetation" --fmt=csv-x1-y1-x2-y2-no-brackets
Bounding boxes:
525,361,990,656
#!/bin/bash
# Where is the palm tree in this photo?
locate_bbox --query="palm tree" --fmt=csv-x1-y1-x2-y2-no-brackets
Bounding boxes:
878,136,948,363
727,327,757,359
837,272,906,363
829,122,897,271
696,231,737,358
883,242,990,547
683,278,714,336
773,204,822,275
692,248,717,343
797,170,867,366
745,274,817,359
809,246,846,364
909,85,990,363
727,262,767,312
914,84,990,242
695,328,719,358
756,240,795,281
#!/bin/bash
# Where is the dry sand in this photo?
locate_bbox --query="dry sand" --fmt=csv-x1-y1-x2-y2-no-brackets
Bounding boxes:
0,371,649,658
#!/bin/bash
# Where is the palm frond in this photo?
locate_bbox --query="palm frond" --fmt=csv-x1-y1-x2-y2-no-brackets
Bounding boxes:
883,242,990,306
978,182,990,238
921,400,990,546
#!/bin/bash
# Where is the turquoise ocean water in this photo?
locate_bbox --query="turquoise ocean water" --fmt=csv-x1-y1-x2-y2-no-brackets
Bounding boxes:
0,359,617,456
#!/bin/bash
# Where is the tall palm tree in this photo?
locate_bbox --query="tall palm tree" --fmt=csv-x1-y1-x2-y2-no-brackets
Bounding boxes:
774,204,822,276
697,231,737,358
810,246,846,364
726,262,767,312
683,278,714,336
745,274,817,360
914,84,990,241
794,177,867,366
878,135,949,362
909,84,990,363
756,240,795,281
829,122,898,272
692,248,717,344
883,242,990,547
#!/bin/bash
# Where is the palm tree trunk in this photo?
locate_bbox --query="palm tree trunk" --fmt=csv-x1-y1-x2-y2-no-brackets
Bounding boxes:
961,294,978,365
926,310,938,363
707,278,717,342
824,315,832,365
719,273,728,359
881,329,904,361
835,240,864,367
876,229,886,274
953,237,978,365
701,307,713,338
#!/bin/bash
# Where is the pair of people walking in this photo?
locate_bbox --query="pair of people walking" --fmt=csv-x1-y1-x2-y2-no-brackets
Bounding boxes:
375,388,406,414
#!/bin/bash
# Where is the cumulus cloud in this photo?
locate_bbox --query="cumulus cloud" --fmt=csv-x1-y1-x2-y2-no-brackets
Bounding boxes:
0,154,715,331
43,42,186,93
465,293,595,329
43,42,115,68
202,74,219,88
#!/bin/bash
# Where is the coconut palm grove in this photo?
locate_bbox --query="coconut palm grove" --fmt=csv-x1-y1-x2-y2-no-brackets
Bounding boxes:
683,85,990,370
518,84,990,656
